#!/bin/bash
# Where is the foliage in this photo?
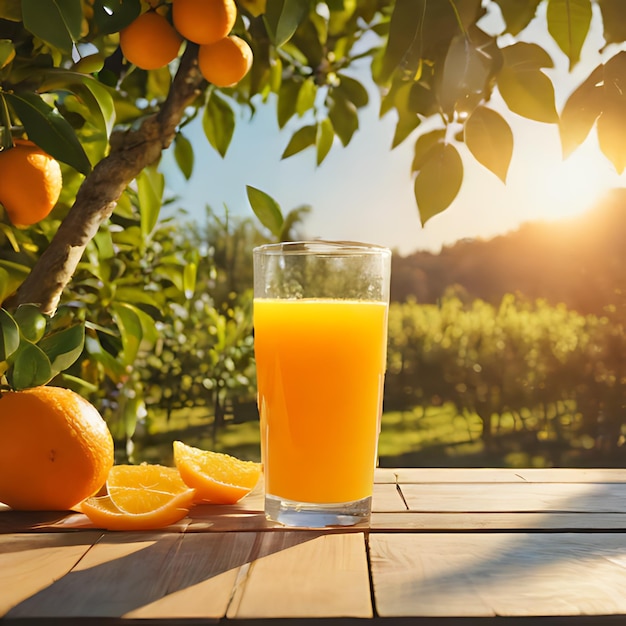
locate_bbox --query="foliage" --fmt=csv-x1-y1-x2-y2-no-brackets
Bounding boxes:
0,303,84,390
385,294,625,462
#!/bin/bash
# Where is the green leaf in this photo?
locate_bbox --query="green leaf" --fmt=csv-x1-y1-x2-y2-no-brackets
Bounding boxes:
391,81,421,148
295,78,316,116
414,143,463,225
128,303,159,348
411,129,446,173
136,165,164,238
0,308,19,362
9,342,53,390
111,302,143,366
328,91,358,146
174,133,194,180
0,268,9,305
0,1,22,21
4,91,92,174
408,80,437,117
264,0,309,47
328,0,356,35
596,0,626,46
85,333,126,382
296,15,325,65
501,41,554,70
559,64,603,157
93,228,116,261
92,0,141,34
13,304,47,343
22,0,82,52
183,262,197,299
72,52,106,74
497,45,558,123
393,112,420,149
0,39,15,70
246,185,284,237
40,71,117,142
114,287,163,311
547,0,592,70
37,323,85,376
335,74,369,109
376,0,425,83
203,91,235,158
439,33,494,116
597,52,626,174
277,79,301,128
464,106,513,183
0,258,29,298
493,0,542,36
316,117,334,165
281,124,316,159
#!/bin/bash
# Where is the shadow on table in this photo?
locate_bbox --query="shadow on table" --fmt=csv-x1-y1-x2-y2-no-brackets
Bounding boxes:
6,528,327,619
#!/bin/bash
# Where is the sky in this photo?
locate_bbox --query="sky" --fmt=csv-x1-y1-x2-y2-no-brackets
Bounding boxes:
161,3,626,255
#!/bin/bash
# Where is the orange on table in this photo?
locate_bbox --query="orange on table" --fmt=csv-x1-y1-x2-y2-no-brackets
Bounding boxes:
198,35,253,87
0,386,114,511
0,140,62,227
172,0,237,45
78,490,193,531
173,440,261,504
119,10,182,70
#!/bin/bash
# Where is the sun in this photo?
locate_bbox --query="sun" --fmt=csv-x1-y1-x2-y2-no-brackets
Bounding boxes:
515,135,624,224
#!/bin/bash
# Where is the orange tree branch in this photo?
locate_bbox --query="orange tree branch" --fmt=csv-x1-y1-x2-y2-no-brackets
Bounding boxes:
10,44,204,315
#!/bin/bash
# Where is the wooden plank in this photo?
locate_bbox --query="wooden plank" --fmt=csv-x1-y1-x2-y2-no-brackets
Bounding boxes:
6,532,181,618
372,482,407,513
0,532,100,617
370,532,626,617
185,482,406,531
126,532,258,620
370,512,626,531
227,531,372,619
376,467,626,484
396,482,626,514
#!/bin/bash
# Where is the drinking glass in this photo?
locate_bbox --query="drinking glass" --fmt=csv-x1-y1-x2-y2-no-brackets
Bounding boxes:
253,241,391,527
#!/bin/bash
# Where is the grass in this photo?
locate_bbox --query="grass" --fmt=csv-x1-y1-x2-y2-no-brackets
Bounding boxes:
125,407,261,465
127,402,490,467
378,405,483,459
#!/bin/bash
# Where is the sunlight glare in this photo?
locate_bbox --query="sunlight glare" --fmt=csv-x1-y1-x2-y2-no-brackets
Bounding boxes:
518,144,615,223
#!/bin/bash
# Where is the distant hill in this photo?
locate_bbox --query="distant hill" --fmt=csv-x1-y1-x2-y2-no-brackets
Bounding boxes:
390,188,626,315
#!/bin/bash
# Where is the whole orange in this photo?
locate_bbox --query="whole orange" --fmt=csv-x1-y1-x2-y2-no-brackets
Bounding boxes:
0,140,62,227
172,0,237,45
198,35,253,87
120,10,183,70
0,386,114,511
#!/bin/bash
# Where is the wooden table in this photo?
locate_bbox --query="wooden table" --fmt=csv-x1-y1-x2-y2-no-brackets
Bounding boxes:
2,468,626,624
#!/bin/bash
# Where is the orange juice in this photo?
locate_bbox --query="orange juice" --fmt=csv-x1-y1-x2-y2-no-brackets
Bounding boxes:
253,298,388,504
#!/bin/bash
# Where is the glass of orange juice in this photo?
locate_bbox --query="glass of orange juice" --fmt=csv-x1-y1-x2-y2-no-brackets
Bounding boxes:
253,241,391,527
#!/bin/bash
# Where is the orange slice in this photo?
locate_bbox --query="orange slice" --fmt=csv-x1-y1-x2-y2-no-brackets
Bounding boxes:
78,490,193,531
106,463,194,512
173,440,261,504
78,463,196,530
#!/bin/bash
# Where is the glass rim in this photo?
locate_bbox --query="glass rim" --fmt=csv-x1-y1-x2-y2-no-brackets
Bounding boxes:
253,240,391,256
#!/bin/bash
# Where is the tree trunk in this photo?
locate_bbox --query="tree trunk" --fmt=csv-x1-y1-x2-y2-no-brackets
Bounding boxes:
7,44,204,315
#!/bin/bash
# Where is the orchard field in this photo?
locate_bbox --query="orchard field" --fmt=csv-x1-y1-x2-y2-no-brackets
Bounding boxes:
107,210,625,469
